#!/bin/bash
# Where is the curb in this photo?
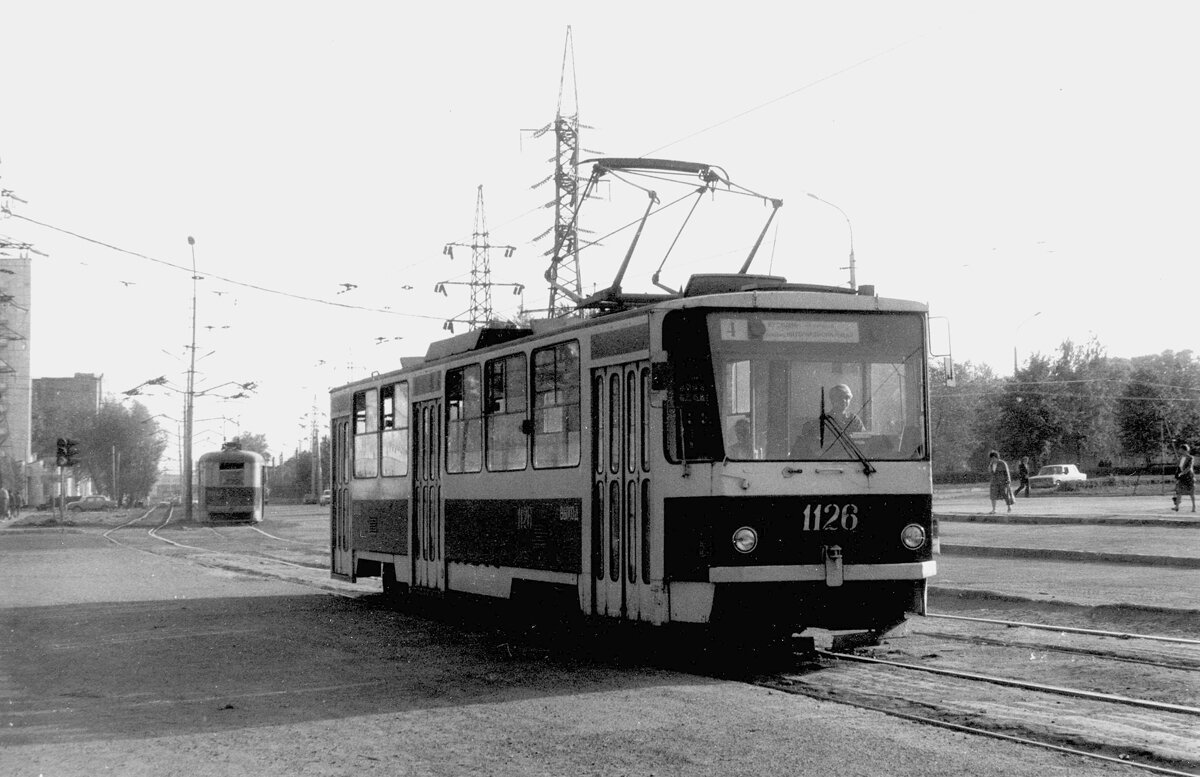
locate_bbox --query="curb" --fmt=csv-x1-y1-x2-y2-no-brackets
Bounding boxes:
935,513,1198,528
930,585,1200,619
939,543,1200,569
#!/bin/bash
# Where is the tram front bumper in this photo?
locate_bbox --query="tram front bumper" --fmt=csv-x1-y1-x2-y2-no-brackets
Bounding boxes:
707,560,935,584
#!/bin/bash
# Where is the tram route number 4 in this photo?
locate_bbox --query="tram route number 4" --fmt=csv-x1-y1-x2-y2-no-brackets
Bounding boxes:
801,503,859,531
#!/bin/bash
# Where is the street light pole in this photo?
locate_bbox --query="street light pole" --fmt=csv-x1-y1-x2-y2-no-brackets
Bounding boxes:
184,236,198,521
806,192,856,290
1013,311,1042,375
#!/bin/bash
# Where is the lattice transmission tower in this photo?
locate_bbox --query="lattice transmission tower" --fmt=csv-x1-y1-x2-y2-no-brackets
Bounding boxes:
531,26,586,317
435,185,522,332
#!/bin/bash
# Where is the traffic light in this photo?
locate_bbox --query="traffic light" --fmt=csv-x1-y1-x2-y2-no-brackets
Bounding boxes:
55,438,80,467
64,439,80,467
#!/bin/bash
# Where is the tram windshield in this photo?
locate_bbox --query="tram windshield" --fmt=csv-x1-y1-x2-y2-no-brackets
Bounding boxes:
664,310,928,462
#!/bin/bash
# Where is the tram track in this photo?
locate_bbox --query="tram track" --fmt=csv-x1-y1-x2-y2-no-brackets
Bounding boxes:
73,508,1200,773
96,504,357,594
759,615,1200,775
913,628,1200,673
928,612,1200,646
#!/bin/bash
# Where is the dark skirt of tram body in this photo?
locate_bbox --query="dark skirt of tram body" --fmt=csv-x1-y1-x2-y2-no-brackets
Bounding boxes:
196,447,265,523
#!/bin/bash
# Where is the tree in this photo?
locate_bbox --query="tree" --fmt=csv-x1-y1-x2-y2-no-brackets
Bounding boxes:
80,401,168,505
995,337,1118,465
230,431,270,459
1117,368,1166,464
1116,351,1200,463
930,361,1003,473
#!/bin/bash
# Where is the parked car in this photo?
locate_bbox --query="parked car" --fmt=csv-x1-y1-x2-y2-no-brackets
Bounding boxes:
1028,464,1088,489
67,495,116,511
38,495,81,510
319,489,331,506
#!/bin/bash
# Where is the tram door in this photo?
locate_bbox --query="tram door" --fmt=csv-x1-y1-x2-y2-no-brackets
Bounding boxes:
412,399,444,590
591,361,652,620
331,417,352,578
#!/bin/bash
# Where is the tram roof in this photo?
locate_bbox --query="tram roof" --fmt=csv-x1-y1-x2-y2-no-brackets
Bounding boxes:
197,448,264,464
329,274,927,397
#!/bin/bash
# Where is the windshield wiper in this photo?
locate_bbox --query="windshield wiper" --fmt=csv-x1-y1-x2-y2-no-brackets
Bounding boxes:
817,387,876,477
820,414,876,477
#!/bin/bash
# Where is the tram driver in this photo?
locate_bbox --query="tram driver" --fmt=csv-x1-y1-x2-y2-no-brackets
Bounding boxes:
791,383,865,458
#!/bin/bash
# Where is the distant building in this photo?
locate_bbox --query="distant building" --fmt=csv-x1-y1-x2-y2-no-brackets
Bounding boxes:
32,373,103,423
30,373,102,504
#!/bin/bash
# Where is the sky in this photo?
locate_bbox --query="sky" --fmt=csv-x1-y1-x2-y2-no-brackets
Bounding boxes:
3,1,1197,471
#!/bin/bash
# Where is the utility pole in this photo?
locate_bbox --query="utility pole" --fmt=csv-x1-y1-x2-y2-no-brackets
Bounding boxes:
310,397,320,497
533,26,585,317
183,237,198,521
436,186,521,332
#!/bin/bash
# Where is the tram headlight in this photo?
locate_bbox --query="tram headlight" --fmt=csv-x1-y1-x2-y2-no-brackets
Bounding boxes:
900,523,927,550
732,526,758,554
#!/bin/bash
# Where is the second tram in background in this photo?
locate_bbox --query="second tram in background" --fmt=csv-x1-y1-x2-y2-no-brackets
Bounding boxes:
197,441,265,523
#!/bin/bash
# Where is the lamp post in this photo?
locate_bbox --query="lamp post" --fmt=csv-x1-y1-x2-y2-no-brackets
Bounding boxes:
806,192,856,290
184,236,198,521
1013,311,1042,375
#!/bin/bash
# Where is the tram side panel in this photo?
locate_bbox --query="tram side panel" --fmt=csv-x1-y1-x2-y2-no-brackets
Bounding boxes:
438,340,587,604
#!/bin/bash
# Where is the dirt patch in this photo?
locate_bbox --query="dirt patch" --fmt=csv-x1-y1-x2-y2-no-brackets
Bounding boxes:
930,588,1200,638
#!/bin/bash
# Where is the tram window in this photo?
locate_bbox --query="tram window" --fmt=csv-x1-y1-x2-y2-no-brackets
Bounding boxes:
381,381,410,477
703,311,928,462
353,388,379,478
640,367,650,471
608,373,620,474
532,341,581,469
626,371,637,473
592,375,604,475
608,480,620,582
640,478,651,583
485,354,528,471
446,364,483,473
592,481,603,581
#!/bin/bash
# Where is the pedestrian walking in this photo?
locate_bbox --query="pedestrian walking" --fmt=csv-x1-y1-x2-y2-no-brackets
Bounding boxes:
1172,443,1195,512
1016,456,1032,497
987,450,1013,514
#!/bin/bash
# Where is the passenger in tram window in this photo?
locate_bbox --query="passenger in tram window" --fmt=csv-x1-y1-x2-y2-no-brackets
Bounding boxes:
726,418,754,459
987,450,1013,514
1015,456,1032,497
791,383,865,458
1172,443,1195,512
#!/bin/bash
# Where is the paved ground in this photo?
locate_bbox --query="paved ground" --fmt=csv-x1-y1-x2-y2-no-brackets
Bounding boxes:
2,530,1118,777
931,489,1199,615
934,486,1200,523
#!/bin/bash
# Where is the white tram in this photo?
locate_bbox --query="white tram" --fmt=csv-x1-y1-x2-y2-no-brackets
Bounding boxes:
330,273,936,634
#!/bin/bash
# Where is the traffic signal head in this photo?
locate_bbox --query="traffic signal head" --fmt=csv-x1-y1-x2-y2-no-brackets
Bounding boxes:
64,439,80,467
56,438,68,467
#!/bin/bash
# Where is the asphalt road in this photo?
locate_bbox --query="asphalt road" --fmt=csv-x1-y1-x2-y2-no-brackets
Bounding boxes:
0,514,1148,777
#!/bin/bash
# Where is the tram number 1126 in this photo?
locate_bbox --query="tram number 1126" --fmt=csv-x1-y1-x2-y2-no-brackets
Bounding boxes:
801,503,859,531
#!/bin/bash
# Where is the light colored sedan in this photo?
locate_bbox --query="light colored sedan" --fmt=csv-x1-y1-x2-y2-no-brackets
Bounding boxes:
1028,464,1087,489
